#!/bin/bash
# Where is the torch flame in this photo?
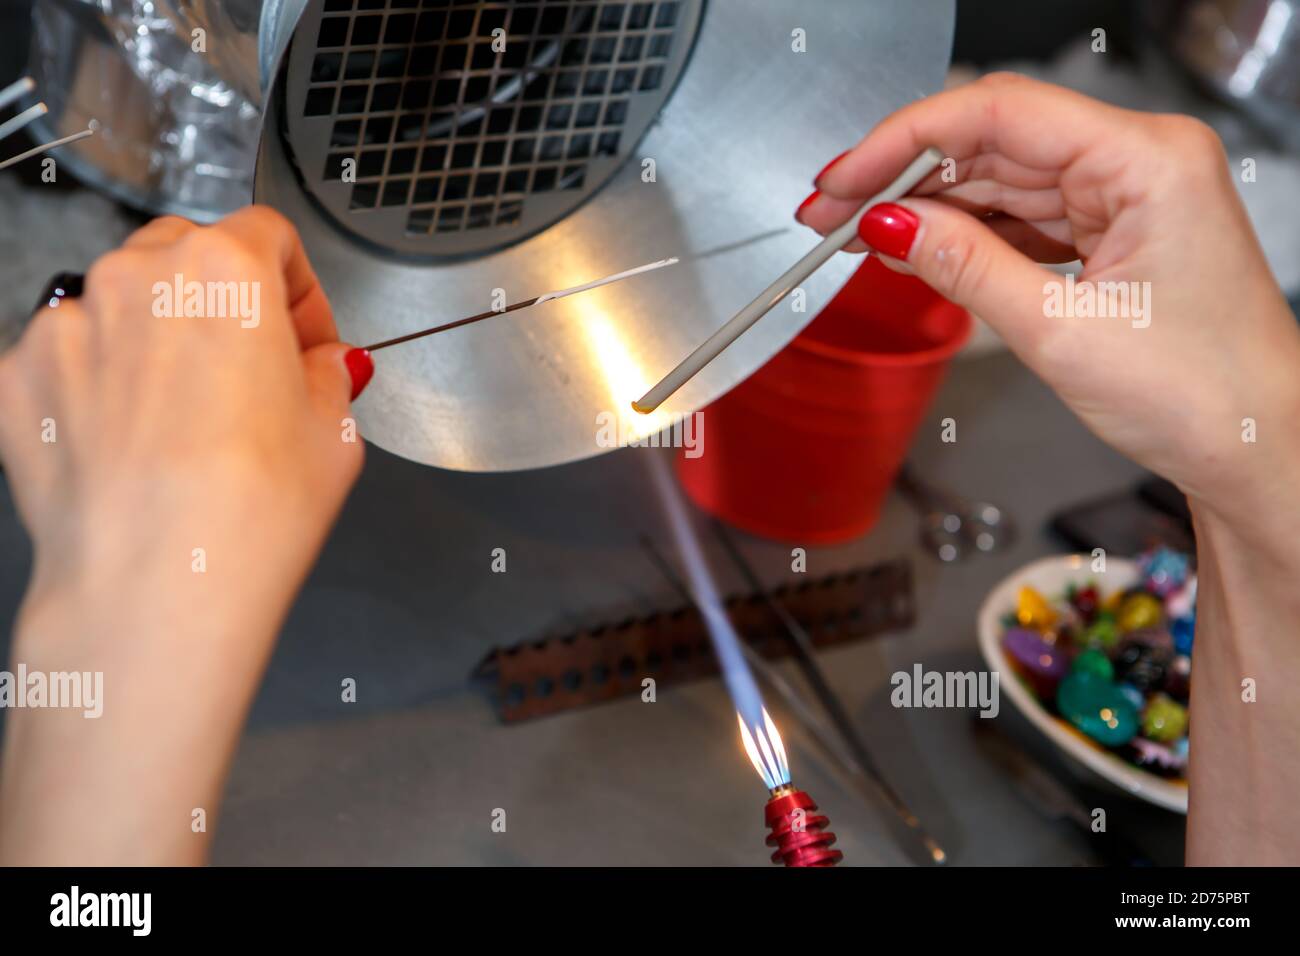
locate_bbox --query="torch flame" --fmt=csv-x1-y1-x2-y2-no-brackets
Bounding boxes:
738,707,791,790
577,303,675,439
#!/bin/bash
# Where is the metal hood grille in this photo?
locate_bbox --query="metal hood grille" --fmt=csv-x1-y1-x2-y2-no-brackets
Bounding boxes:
283,0,702,257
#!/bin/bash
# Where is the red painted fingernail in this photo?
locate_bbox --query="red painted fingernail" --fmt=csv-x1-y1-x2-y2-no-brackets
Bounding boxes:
345,348,374,400
857,202,920,260
795,190,820,222
813,149,850,186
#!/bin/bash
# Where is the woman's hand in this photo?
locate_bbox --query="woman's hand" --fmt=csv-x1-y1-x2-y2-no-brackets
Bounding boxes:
800,74,1300,865
0,207,370,864
799,73,1300,546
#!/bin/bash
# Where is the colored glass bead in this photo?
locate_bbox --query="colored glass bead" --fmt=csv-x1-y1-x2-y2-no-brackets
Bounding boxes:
1115,641,1170,695
1164,575,1197,620
1016,586,1057,632
1048,602,1082,645
1164,654,1191,702
1071,648,1114,681
1003,627,1069,699
1172,614,1195,656
1141,692,1188,743
1056,672,1139,746
1081,614,1119,652
1116,682,1146,713
1123,626,1174,654
1131,737,1187,773
1070,584,1101,623
1117,592,1164,633
1139,547,1190,598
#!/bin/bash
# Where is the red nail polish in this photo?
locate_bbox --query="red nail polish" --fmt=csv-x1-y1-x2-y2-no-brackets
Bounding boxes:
345,348,374,400
857,202,920,260
795,190,820,222
813,150,850,186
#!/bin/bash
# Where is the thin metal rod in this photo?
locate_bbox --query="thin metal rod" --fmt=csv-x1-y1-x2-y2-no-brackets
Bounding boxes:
533,256,678,305
0,77,35,113
639,533,945,865
0,102,48,144
363,298,540,351
711,522,946,864
360,257,678,352
0,126,95,172
632,147,944,414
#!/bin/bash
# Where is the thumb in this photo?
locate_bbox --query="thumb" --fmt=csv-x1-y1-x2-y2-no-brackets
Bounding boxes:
302,342,373,420
857,198,1060,351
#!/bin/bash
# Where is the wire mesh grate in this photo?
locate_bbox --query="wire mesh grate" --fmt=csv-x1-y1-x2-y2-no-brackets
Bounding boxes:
283,0,701,257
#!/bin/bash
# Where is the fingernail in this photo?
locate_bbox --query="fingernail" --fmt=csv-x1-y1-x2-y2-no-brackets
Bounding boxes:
795,190,820,222
813,149,850,187
345,348,374,400
857,202,920,261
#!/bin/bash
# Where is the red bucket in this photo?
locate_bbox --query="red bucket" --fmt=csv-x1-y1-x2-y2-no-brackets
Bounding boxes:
676,255,970,544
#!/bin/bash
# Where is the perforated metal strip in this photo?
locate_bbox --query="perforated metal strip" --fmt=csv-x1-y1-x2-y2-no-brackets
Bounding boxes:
475,560,916,723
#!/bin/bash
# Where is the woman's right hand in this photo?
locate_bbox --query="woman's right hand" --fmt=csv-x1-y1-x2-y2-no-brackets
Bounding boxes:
798,73,1300,543
802,74,1300,865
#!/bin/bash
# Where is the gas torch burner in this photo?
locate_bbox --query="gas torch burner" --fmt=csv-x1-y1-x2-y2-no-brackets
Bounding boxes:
765,784,843,867
739,711,842,868
647,459,846,867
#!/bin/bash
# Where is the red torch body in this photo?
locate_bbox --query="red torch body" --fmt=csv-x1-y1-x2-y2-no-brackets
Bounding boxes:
764,785,843,866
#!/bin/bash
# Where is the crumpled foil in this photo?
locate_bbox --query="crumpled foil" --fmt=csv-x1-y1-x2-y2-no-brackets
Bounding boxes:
29,0,266,219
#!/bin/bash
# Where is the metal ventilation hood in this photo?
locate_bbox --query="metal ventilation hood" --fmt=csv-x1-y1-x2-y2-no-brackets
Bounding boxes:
254,0,956,472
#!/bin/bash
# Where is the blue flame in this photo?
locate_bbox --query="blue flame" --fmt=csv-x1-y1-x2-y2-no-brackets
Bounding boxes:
648,454,791,788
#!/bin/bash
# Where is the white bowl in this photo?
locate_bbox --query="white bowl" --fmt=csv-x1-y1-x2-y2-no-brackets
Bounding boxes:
976,554,1189,814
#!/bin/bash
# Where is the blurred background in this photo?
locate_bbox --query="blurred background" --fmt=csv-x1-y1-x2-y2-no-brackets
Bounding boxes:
1,0,1296,865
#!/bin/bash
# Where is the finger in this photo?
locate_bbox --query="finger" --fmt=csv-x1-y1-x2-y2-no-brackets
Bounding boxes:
800,195,1076,264
823,151,1062,198
857,196,1061,354
211,206,338,349
924,152,1062,193
928,180,1068,224
122,215,199,250
290,282,337,352
815,74,1134,229
0,351,28,477
984,215,1078,262
301,341,373,423
795,191,863,231
0,306,83,502
800,179,1066,240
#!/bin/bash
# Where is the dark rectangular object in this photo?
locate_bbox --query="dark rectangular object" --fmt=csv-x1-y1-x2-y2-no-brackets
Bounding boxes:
1050,482,1194,557
474,558,914,723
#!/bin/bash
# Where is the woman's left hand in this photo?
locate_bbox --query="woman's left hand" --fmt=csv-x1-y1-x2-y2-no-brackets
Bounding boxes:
0,207,368,864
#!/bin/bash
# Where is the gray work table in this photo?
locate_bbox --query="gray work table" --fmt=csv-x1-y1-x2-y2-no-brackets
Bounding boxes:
0,171,1186,865
206,348,1185,866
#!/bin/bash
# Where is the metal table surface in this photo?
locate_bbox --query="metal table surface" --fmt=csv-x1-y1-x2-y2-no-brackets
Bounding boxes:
216,347,1188,866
